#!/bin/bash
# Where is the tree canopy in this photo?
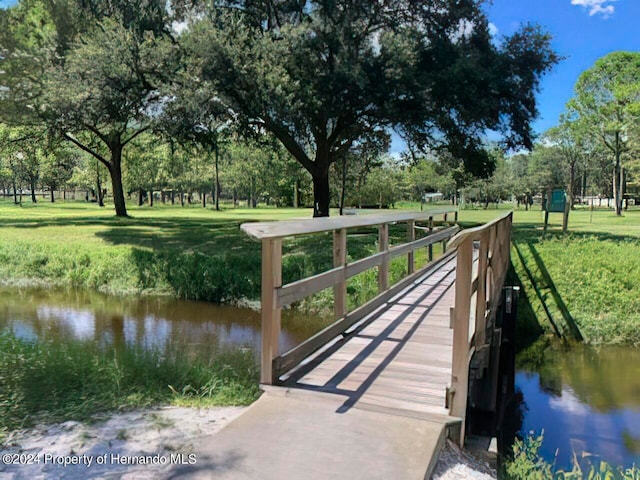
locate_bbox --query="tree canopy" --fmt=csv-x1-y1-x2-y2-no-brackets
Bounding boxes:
0,0,179,216
179,0,558,216
567,51,640,215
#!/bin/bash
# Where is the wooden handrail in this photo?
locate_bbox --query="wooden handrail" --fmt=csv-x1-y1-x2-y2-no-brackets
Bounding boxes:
446,211,513,249
448,211,513,443
276,226,459,308
241,208,459,385
241,207,458,240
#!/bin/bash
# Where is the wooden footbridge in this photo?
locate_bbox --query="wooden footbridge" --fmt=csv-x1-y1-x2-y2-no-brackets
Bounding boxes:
173,209,513,480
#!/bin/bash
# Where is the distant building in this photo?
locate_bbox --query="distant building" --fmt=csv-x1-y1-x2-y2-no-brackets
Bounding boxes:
423,192,443,203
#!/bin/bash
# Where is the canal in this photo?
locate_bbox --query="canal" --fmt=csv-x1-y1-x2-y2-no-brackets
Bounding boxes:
1,287,638,471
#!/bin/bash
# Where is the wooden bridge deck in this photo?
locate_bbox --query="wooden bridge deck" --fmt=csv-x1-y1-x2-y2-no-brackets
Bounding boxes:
172,253,469,480
284,252,459,420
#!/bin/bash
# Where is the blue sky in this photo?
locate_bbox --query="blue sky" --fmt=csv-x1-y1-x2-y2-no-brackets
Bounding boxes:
2,0,638,151
487,0,640,134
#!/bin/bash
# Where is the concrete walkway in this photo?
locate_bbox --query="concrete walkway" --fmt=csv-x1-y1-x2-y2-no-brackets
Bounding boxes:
169,388,459,480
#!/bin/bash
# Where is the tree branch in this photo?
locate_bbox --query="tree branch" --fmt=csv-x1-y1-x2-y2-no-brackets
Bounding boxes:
263,116,315,174
123,126,151,146
64,133,111,168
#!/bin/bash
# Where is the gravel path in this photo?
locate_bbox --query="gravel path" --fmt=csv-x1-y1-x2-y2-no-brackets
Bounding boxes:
432,440,497,480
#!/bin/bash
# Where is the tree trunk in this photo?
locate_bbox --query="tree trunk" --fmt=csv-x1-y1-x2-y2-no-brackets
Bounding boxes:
171,191,175,205
30,179,37,203
161,191,166,204
251,178,257,208
618,164,624,215
138,188,144,206
312,172,331,217
214,145,220,211
180,192,184,206
569,162,575,210
94,161,104,207
50,187,55,203
108,145,127,217
12,178,18,205
293,180,299,208
202,191,206,208
339,156,347,215
613,160,621,215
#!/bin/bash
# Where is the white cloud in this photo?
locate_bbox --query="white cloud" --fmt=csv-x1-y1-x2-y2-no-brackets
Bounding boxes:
571,0,617,18
488,23,499,37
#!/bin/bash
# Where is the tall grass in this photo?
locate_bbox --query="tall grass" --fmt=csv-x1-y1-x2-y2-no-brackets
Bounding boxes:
0,332,260,438
504,432,640,480
511,233,640,346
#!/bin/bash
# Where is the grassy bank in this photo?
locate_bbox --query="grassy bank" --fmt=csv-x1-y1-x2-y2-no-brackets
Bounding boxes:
0,200,639,345
504,432,640,480
0,331,260,441
0,200,440,310
475,207,640,347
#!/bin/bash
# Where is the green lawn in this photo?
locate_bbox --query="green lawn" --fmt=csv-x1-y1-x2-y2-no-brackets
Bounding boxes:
0,199,638,437
0,199,638,345
459,207,640,347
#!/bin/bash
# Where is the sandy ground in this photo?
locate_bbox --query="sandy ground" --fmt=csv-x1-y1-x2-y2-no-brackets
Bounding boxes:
2,407,496,480
0,406,246,479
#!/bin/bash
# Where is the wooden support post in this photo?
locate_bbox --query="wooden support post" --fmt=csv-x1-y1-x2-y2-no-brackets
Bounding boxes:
475,231,489,346
333,229,347,319
451,237,473,444
378,223,389,292
543,210,549,233
407,220,415,275
442,214,448,252
428,216,434,262
261,238,282,384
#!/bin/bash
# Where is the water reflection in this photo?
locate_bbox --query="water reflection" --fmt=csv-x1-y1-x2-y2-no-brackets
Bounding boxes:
516,341,640,469
0,287,330,360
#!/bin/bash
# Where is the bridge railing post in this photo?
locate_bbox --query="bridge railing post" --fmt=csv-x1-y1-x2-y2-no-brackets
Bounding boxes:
451,236,473,443
442,213,449,252
428,216,434,261
407,220,415,275
333,228,348,319
378,223,389,292
261,238,282,385
475,230,489,346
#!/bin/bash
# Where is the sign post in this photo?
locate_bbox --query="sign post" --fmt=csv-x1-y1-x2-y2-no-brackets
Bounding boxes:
544,190,569,233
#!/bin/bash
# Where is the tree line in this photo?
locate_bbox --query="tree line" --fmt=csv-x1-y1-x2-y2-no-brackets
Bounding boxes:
0,0,558,217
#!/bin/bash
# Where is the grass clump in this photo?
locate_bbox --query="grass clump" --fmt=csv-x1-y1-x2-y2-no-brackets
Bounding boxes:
504,432,640,480
0,331,260,436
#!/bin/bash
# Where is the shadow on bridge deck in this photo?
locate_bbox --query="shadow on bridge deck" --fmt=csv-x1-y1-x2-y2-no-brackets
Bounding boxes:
169,254,465,480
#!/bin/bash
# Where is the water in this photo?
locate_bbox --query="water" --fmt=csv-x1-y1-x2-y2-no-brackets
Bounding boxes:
514,341,640,469
2,287,638,469
0,287,329,360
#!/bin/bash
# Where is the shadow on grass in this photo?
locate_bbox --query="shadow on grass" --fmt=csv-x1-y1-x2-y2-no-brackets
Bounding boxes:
506,222,640,346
